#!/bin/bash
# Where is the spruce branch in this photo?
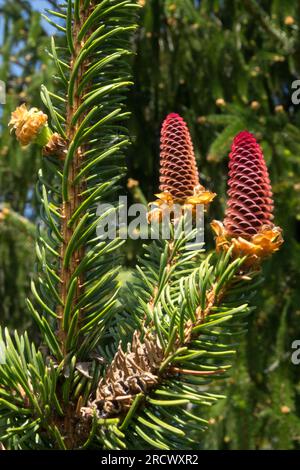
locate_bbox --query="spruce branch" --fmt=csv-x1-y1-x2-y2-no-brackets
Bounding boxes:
91,244,255,449
81,117,257,449
0,205,36,239
2,2,285,451
5,0,138,450
85,123,283,449
244,0,294,52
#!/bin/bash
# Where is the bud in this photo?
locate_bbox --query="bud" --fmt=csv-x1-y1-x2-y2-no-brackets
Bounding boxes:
284,16,294,26
127,178,139,189
280,405,291,414
250,101,260,110
168,4,177,12
216,98,226,107
42,132,67,159
0,207,10,223
197,116,207,124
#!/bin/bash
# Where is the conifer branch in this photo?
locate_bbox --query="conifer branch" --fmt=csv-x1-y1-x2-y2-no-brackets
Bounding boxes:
2,1,284,451
244,0,294,52
57,2,92,355
4,0,138,450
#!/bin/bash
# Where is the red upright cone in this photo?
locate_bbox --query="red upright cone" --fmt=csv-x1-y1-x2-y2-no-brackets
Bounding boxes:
224,131,274,237
211,131,283,267
149,113,215,221
159,113,200,200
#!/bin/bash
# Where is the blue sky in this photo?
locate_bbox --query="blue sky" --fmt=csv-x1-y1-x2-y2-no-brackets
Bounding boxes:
0,1,54,39
0,0,51,12
34,1,51,11
32,1,59,34
0,1,57,36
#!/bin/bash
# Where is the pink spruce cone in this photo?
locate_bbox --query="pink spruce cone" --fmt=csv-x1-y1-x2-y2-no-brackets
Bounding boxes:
223,131,274,237
159,113,200,200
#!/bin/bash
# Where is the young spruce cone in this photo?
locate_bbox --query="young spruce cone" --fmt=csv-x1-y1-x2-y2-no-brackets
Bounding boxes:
211,130,283,266
159,113,200,200
149,113,215,221
224,130,274,237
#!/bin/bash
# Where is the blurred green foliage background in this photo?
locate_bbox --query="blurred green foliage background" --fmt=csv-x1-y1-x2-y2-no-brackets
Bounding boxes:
1,0,300,449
